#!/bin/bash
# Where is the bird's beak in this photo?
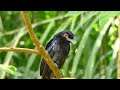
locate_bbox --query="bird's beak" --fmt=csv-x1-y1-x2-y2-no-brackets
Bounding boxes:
66,37,74,43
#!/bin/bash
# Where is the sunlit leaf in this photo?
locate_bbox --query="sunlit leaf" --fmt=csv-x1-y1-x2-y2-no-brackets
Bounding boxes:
65,11,84,17
0,64,22,77
99,11,120,27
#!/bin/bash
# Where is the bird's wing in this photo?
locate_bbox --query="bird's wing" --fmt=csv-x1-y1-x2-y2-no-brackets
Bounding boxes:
56,53,67,69
53,45,70,68
40,38,58,76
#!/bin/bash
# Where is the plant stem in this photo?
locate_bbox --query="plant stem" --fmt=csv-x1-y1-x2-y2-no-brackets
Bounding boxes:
21,11,63,79
117,16,120,79
0,48,39,54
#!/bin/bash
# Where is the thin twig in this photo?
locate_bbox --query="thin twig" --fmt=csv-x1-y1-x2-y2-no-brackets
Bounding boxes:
21,11,63,79
1,29,19,37
0,16,4,32
117,16,120,79
2,15,68,37
0,48,39,54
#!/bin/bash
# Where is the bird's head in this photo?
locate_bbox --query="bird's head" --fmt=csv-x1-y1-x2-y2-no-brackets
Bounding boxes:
56,30,74,43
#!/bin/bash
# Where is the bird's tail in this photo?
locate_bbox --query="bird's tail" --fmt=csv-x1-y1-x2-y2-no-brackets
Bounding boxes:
41,72,54,79
41,76,50,79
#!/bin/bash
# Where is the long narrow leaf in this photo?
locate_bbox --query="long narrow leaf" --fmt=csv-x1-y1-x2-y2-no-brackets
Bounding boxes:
84,19,111,79
70,15,100,78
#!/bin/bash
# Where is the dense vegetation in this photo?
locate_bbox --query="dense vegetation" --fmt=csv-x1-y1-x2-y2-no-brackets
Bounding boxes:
0,11,119,79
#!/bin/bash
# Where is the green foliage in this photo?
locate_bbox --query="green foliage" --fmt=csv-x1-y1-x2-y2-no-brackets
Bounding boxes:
0,64,22,77
0,11,119,79
65,11,83,17
99,11,120,27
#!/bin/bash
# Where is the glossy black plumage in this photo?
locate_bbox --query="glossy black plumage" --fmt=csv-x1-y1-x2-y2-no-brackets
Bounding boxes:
40,30,74,79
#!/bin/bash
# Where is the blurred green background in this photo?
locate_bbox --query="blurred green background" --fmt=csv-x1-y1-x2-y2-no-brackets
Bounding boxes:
0,11,119,79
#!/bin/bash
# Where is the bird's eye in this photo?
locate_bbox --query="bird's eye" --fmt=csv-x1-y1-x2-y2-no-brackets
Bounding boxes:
63,33,69,38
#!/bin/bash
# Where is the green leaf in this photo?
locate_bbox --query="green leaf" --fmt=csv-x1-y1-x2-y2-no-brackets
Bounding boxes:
99,11,120,27
65,11,84,17
8,65,17,71
82,11,99,25
73,11,99,33
70,15,99,78
55,16,77,34
84,18,111,79
0,64,22,77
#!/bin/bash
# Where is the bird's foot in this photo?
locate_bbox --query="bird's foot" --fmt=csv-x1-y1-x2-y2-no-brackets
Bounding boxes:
55,63,58,68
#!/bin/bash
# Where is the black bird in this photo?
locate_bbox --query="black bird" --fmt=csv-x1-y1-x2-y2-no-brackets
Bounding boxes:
40,30,74,79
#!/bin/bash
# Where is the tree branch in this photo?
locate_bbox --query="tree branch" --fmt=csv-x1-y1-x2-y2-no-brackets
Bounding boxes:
0,48,39,54
117,16,120,79
21,11,63,79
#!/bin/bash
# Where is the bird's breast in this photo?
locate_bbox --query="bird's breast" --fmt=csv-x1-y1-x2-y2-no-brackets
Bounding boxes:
59,43,70,54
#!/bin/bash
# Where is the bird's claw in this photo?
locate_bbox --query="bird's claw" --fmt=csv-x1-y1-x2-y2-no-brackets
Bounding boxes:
55,63,58,68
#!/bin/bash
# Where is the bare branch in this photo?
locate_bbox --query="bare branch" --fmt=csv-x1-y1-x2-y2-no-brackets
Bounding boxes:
117,16,120,79
21,11,63,79
0,48,39,54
